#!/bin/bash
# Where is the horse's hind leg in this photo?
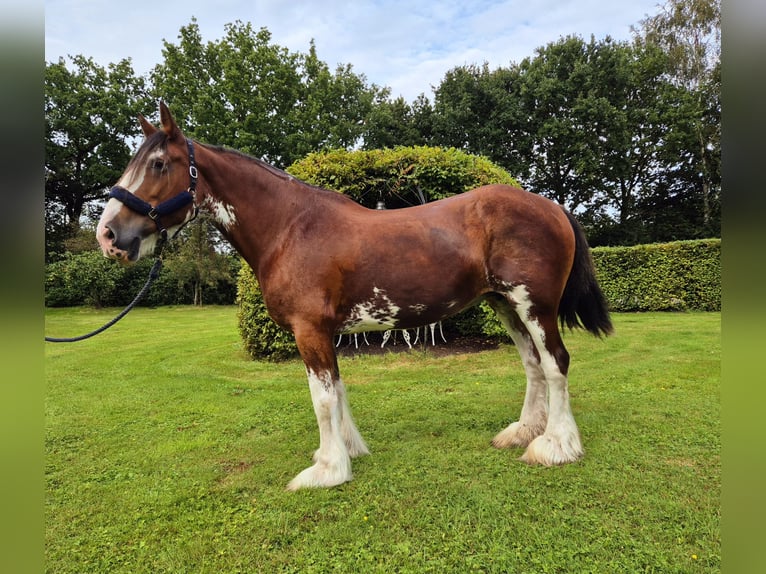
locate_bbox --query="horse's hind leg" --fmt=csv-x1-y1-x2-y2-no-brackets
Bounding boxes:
488,289,584,465
486,295,549,448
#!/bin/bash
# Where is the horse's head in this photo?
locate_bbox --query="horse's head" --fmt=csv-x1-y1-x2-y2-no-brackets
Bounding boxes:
97,102,198,262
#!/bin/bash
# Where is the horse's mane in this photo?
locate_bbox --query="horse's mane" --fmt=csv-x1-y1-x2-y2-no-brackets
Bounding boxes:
198,142,296,183
198,142,355,205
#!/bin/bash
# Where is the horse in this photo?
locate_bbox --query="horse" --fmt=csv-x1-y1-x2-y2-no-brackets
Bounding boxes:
97,102,612,490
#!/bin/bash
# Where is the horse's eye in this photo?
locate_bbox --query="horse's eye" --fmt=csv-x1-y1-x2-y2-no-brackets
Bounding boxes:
151,159,165,171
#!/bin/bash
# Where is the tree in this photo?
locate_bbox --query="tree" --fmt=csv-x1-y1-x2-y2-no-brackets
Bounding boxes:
426,36,709,245
432,63,527,178
361,93,434,149
45,55,151,259
151,19,383,167
162,215,235,306
632,0,721,232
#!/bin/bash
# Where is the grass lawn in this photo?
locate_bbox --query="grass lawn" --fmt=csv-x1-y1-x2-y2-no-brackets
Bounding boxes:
45,306,720,573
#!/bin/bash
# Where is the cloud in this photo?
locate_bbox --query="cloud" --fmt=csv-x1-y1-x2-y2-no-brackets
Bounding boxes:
44,0,659,101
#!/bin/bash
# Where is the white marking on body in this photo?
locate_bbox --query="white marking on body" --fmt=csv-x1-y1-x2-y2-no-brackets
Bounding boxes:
409,303,427,314
341,287,401,334
203,196,238,230
286,369,353,490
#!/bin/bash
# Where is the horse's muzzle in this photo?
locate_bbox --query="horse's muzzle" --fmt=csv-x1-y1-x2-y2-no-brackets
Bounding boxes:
97,223,141,262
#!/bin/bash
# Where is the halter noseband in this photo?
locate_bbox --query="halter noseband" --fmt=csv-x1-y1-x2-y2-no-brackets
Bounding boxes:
108,138,199,241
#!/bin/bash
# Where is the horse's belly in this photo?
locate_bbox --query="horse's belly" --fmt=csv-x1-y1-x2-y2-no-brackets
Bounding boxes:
338,285,479,335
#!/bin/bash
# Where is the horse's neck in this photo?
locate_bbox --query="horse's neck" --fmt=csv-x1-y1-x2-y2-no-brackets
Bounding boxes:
197,147,303,275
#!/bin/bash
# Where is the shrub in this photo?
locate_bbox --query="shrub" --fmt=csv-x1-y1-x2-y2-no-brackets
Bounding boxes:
45,249,241,308
45,251,125,307
236,262,299,361
592,239,720,311
287,146,519,208
235,148,720,361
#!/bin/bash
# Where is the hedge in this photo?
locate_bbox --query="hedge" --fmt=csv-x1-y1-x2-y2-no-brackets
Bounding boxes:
236,262,299,361
45,250,240,308
235,146,521,360
235,146,720,360
286,146,519,207
592,239,720,312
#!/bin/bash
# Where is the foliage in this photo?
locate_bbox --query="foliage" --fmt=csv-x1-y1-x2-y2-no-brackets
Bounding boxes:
431,63,528,179
45,55,152,260
163,216,237,306
287,145,519,209
592,239,720,311
45,308,721,573
151,19,383,168
45,250,240,308
236,262,299,361
423,26,720,246
361,94,434,149
45,250,126,308
632,0,721,235
633,0,720,90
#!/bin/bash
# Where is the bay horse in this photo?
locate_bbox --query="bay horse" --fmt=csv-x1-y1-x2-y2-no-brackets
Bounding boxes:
97,102,612,490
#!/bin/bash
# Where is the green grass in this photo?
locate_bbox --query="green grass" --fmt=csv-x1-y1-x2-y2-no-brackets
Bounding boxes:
45,307,720,573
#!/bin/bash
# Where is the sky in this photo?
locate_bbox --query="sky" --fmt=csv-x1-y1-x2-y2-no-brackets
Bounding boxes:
45,0,662,102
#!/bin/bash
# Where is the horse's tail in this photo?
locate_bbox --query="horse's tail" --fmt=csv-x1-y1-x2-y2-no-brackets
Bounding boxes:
558,209,613,337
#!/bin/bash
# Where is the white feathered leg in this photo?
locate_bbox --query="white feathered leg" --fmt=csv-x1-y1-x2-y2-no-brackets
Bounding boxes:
287,369,353,490
489,302,548,448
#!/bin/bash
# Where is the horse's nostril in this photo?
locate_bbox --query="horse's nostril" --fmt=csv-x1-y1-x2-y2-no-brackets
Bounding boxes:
105,226,115,241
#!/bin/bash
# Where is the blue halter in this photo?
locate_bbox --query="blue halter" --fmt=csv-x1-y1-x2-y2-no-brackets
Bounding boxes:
108,138,199,239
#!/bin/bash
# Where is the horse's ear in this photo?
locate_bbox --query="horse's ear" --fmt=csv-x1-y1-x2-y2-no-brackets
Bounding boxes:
138,114,158,137
158,101,181,140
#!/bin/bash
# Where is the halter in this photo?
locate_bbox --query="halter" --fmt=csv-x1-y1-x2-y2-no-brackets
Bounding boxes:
108,137,200,244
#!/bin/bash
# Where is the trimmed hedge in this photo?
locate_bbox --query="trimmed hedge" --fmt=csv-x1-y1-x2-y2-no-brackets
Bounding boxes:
236,146,520,360
286,146,519,207
234,147,721,361
236,262,299,361
592,239,720,312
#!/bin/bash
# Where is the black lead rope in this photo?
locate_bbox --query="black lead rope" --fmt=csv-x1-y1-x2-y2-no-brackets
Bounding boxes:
45,258,164,343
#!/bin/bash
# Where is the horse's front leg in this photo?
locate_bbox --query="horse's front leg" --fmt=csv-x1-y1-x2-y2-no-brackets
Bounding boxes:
287,326,364,490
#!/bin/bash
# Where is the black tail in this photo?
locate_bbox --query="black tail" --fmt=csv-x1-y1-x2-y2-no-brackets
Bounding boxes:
558,210,613,337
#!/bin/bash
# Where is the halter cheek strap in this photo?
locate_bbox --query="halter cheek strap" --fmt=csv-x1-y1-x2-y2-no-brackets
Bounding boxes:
108,138,199,240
